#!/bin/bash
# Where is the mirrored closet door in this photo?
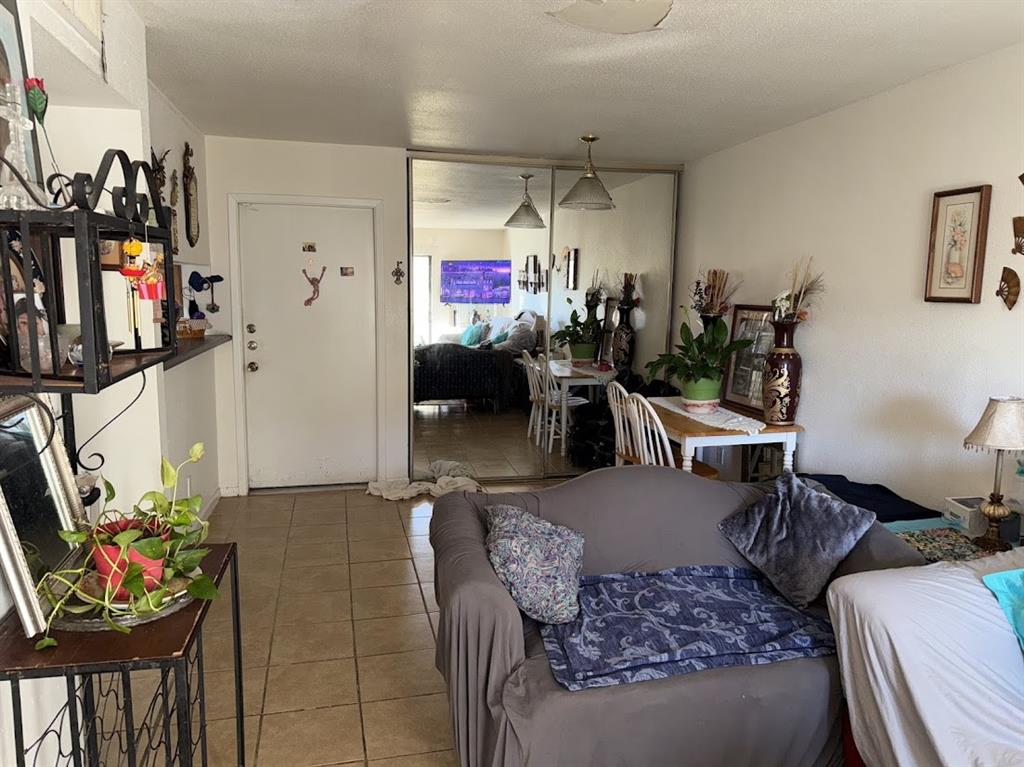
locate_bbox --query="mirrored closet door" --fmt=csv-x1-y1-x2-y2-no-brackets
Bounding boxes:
409,156,678,482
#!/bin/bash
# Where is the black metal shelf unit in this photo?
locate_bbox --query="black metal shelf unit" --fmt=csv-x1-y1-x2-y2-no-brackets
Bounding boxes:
0,208,177,394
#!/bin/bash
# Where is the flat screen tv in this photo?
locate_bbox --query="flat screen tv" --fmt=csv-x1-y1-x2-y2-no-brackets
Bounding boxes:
440,260,512,304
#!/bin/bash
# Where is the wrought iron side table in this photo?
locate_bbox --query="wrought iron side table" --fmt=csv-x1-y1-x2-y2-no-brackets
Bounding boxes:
0,543,242,767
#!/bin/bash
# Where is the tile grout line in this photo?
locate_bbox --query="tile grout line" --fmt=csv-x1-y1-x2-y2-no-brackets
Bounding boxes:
345,496,372,765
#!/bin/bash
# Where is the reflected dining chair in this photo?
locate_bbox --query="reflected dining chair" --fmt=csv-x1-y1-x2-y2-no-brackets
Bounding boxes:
607,381,639,465
544,355,588,453
521,350,545,445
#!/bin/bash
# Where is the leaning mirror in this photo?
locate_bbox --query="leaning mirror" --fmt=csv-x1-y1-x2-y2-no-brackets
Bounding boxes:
0,395,87,637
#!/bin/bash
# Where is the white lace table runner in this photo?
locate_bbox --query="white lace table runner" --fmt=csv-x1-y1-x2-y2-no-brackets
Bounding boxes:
648,397,766,435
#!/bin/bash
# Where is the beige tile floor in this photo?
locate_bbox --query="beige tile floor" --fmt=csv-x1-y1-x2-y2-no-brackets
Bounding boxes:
413,402,580,480
200,482,550,767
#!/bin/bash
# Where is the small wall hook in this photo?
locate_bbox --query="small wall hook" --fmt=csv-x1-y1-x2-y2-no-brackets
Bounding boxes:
392,260,406,285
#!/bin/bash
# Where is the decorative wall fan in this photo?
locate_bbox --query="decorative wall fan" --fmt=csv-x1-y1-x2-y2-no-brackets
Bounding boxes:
996,266,1019,310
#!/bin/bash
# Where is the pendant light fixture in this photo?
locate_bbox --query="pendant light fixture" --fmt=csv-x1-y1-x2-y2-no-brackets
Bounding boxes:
504,173,546,229
559,135,615,210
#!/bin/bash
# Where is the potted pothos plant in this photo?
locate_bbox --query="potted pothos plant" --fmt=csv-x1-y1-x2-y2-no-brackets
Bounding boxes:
646,315,752,413
550,297,602,364
34,443,218,650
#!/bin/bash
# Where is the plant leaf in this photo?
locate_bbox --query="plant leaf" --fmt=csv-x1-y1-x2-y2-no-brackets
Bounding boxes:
35,636,57,650
172,548,209,574
113,529,143,547
189,442,205,462
58,529,89,545
160,457,177,489
136,587,167,613
122,562,146,598
104,479,116,503
25,86,47,123
186,575,218,600
131,537,166,560
141,490,170,514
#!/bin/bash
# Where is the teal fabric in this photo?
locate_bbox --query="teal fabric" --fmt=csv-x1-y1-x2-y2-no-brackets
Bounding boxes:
982,568,1024,650
490,330,510,345
460,324,484,346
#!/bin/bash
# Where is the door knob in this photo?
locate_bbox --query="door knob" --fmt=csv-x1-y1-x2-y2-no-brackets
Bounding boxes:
247,340,258,351
247,361,259,372
246,323,256,334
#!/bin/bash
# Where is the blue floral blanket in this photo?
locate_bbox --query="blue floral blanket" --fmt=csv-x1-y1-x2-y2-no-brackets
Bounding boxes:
541,565,835,691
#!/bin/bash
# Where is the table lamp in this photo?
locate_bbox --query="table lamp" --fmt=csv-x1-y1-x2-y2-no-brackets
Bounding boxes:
964,396,1024,551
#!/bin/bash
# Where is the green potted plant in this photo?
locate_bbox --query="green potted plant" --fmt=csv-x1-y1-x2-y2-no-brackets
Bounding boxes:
646,315,752,413
33,443,218,650
550,297,602,364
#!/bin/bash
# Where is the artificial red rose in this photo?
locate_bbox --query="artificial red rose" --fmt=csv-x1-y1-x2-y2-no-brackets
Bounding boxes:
23,77,47,123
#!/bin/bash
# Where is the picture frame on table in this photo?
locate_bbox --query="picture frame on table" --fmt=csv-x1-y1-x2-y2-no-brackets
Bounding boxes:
0,395,89,638
723,305,773,416
925,185,991,304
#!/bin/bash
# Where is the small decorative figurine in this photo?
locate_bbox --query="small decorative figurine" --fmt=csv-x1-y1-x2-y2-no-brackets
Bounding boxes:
302,265,326,307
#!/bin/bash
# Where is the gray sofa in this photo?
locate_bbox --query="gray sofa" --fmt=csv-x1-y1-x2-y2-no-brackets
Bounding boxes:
430,466,926,767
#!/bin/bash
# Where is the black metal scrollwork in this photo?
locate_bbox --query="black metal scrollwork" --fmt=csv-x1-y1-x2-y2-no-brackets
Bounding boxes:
0,148,171,228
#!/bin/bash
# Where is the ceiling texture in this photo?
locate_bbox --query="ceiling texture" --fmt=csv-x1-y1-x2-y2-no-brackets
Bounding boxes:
138,0,1023,165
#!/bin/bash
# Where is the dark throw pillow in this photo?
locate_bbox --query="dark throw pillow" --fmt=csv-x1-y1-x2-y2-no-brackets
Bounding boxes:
718,472,877,607
485,504,584,624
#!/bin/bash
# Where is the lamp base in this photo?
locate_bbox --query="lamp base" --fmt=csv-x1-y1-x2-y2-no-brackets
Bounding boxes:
978,493,1012,552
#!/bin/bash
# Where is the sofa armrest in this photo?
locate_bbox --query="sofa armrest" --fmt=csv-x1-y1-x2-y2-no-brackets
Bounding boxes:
430,491,525,766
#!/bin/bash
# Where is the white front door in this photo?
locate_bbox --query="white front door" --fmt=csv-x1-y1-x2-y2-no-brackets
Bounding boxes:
239,202,377,487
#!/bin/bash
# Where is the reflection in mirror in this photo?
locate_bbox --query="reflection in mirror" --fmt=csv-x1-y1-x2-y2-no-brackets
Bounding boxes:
411,160,553,481
0,396,86,637
546,170,677,476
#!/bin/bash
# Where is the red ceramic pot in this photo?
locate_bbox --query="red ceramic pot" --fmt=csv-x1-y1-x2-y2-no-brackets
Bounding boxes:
91,519,168,601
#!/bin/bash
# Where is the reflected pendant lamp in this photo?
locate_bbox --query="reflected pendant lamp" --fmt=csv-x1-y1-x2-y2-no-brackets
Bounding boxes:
505,173,546,229
559,135,615,210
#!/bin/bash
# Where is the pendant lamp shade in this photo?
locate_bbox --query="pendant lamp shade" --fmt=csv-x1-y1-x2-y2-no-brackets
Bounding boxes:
559,135,615,211
505,173,546,229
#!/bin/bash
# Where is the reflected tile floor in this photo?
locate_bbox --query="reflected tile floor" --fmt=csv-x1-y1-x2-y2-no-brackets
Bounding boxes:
413,402,581,481
201,482,549,766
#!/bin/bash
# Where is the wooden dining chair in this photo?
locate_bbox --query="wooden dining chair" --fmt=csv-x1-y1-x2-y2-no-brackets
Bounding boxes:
607,381,639,465
626,392,677,468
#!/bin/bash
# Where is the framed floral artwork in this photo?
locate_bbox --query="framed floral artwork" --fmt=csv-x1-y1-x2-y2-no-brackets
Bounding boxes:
723,305,773,416
925,185,991,303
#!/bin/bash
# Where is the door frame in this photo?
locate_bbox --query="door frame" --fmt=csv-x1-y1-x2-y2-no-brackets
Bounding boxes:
227,193,387,493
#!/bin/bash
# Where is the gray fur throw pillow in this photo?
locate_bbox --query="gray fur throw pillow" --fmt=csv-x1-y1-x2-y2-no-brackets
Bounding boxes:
485,504,584,624
718,472,876,607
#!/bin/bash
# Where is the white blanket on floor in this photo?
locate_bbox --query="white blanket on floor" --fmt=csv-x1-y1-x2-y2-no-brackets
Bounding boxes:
827,549,1024,767
366,460,482,500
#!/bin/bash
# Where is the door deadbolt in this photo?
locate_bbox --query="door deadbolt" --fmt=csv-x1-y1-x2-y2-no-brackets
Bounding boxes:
246,323,256,334
247,361,259,372
247,340,258,351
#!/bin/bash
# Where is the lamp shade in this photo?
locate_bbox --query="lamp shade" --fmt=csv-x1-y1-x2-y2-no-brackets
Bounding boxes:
964,396,1024,452
559,135,615,211
504,174,546,229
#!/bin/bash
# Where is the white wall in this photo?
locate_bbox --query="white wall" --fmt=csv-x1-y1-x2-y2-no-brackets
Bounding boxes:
204,137,409,492
551,172,677,369
149,82,210,266
676,43,1024,507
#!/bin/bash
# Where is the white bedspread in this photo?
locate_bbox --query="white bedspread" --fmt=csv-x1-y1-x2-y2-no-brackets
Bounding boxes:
827,549,1024,767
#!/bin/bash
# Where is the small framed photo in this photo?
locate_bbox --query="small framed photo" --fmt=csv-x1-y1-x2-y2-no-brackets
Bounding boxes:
925,185,991,303
723,305,773,416
565,247,578,290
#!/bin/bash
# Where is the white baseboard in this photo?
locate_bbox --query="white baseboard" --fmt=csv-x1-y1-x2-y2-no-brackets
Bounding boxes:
199,488,223,520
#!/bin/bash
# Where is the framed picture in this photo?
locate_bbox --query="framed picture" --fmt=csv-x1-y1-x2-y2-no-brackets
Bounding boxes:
723,305,773,416
0,0,43,187
99,240,123,271
0,396,88,637
565,247,578,290
525,254,539,294
925,185,991,303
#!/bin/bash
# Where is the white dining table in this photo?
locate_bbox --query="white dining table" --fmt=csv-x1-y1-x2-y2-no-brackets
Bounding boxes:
547,360,617,455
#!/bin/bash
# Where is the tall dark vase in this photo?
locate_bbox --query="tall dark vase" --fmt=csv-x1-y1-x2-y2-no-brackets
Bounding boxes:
762,320,802,425
612,305,636,371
